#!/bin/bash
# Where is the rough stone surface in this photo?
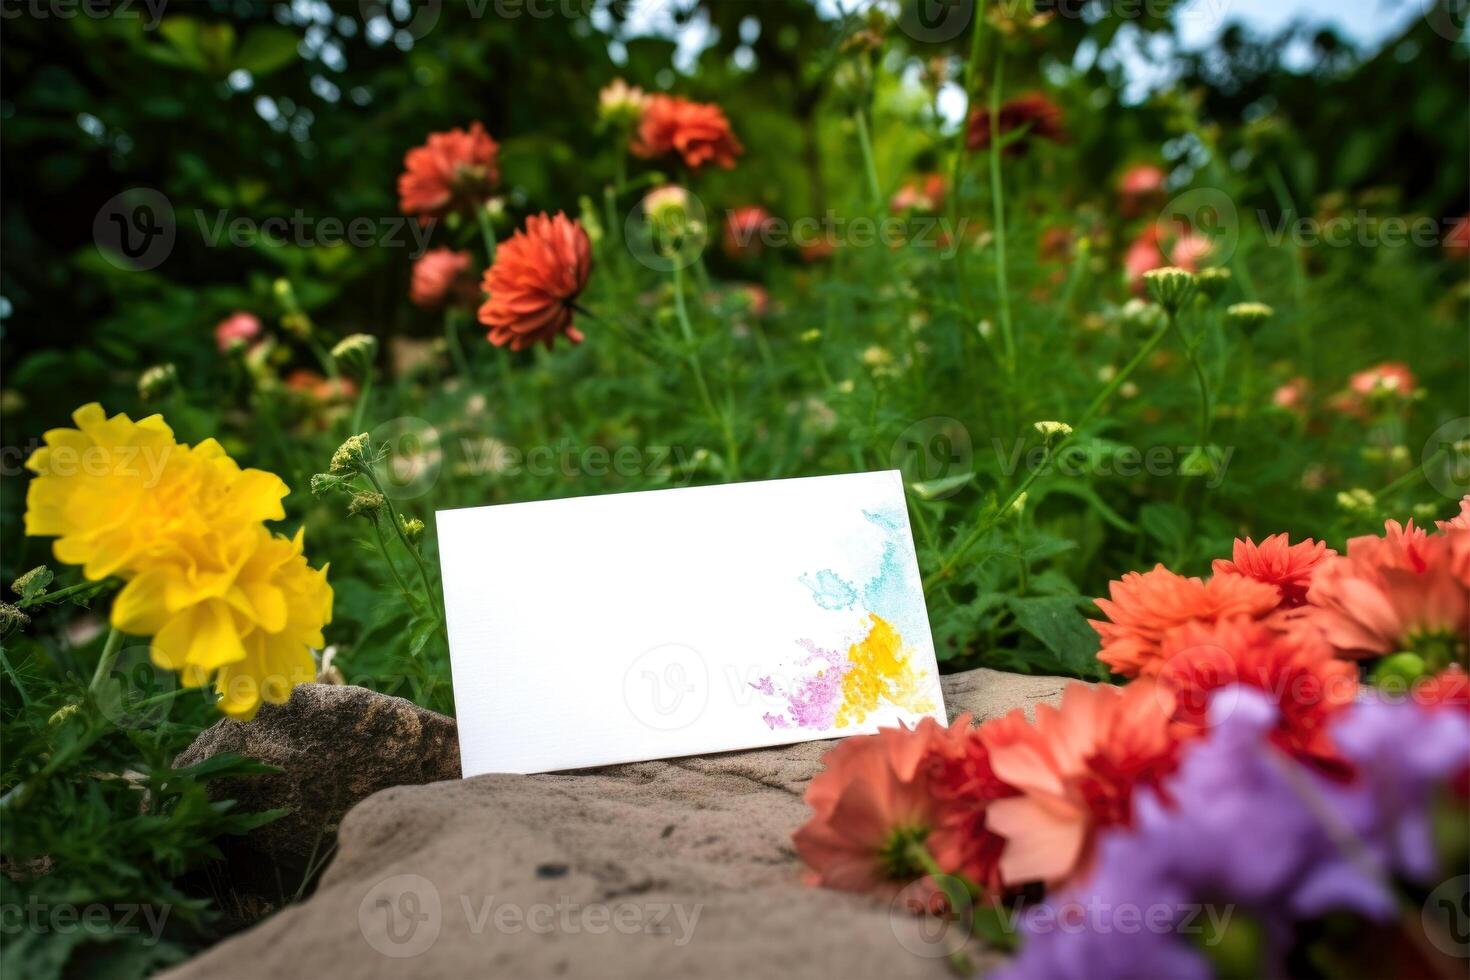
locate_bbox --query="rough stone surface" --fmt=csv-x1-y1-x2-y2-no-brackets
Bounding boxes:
167,669,1069,979
173,683,461,924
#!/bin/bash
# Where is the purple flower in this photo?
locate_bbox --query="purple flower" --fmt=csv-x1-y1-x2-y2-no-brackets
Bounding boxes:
996,687,1470,980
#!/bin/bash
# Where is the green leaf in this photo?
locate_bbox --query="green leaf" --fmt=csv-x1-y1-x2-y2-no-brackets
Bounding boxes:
1139,502,1191,558
234,27,302,78
1007,595,1102,677
909,471,973,501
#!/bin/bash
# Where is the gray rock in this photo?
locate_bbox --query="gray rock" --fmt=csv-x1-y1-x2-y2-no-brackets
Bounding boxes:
173,683,460,925
166,668,1071,979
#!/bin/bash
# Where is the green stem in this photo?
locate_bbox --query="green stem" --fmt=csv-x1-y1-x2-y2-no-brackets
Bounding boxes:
987,52,1016,380
853,107,882,211
948,10,988,316
475,206,498,265
672,263,740,479
88,626,125,696
1173,314,1213,449
361,468,444,632
370,517,417,609
16,579,106,610
349,375,373,436
0,646,31,706
924,445,1050,592
444,308,475,382
927,317,1178,591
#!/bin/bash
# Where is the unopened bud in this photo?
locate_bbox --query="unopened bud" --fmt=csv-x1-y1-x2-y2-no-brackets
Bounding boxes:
1143,266,1197,313
347,490,386,520
137,363,178,403
1225,302,1274,334
330,433,371,475
331,333,379,379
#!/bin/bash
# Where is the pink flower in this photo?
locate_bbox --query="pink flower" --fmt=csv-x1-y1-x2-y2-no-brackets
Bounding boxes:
1273,376,1310,415
1304,513,1469,661
981,681,1181,887
793,717,965,895
1117,164,1167,218
1332,362,1418,417
410,248,478,310
214,312,262,354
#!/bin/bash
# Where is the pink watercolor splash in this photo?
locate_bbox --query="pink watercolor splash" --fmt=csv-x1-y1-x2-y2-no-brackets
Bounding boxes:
750,676,776,696
760,641,850,730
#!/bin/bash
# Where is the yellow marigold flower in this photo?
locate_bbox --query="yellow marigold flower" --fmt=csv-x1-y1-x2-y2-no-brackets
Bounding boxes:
110,527,332,720
25,404,287,581
25,404,330,721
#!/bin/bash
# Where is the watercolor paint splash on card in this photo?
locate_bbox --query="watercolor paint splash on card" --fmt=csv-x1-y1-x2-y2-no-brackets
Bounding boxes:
755,508,937,730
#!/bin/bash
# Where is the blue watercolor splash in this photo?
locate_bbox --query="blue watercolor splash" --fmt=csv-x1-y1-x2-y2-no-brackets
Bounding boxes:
799,569,858,610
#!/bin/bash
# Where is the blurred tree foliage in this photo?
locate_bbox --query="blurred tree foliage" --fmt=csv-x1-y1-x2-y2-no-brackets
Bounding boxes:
2,0,1463,402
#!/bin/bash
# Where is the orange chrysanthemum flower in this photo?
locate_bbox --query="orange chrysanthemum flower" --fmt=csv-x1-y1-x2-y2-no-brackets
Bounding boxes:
410,248,478,310
966,92,1066,156
925,717,1019,896
981,681,1181,887
1155,617,1357,767
1212,533,1336,609
793,717,962,895
397,123,500,220
1090,565,1281,677
631,95,743,171
1304,513,1469,661
477,212,591,351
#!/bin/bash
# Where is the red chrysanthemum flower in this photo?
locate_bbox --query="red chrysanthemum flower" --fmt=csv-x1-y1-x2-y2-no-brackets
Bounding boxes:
477,212,592,351
722,206,774,259
1304,513,1469,661
966,92,1066,156
397,123,500,220
631,95,743,171
1155,616,1357,768
793,717,963,895
925,716,1019,896
1090,565,1282,677
981,681,1181,887
410,248,478,310
1212,533,1336,609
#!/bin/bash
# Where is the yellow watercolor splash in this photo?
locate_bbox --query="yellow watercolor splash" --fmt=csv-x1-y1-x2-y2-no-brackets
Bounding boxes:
833,613,935,728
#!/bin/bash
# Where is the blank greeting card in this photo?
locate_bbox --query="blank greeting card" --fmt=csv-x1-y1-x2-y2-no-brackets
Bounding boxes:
436,470,947,775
